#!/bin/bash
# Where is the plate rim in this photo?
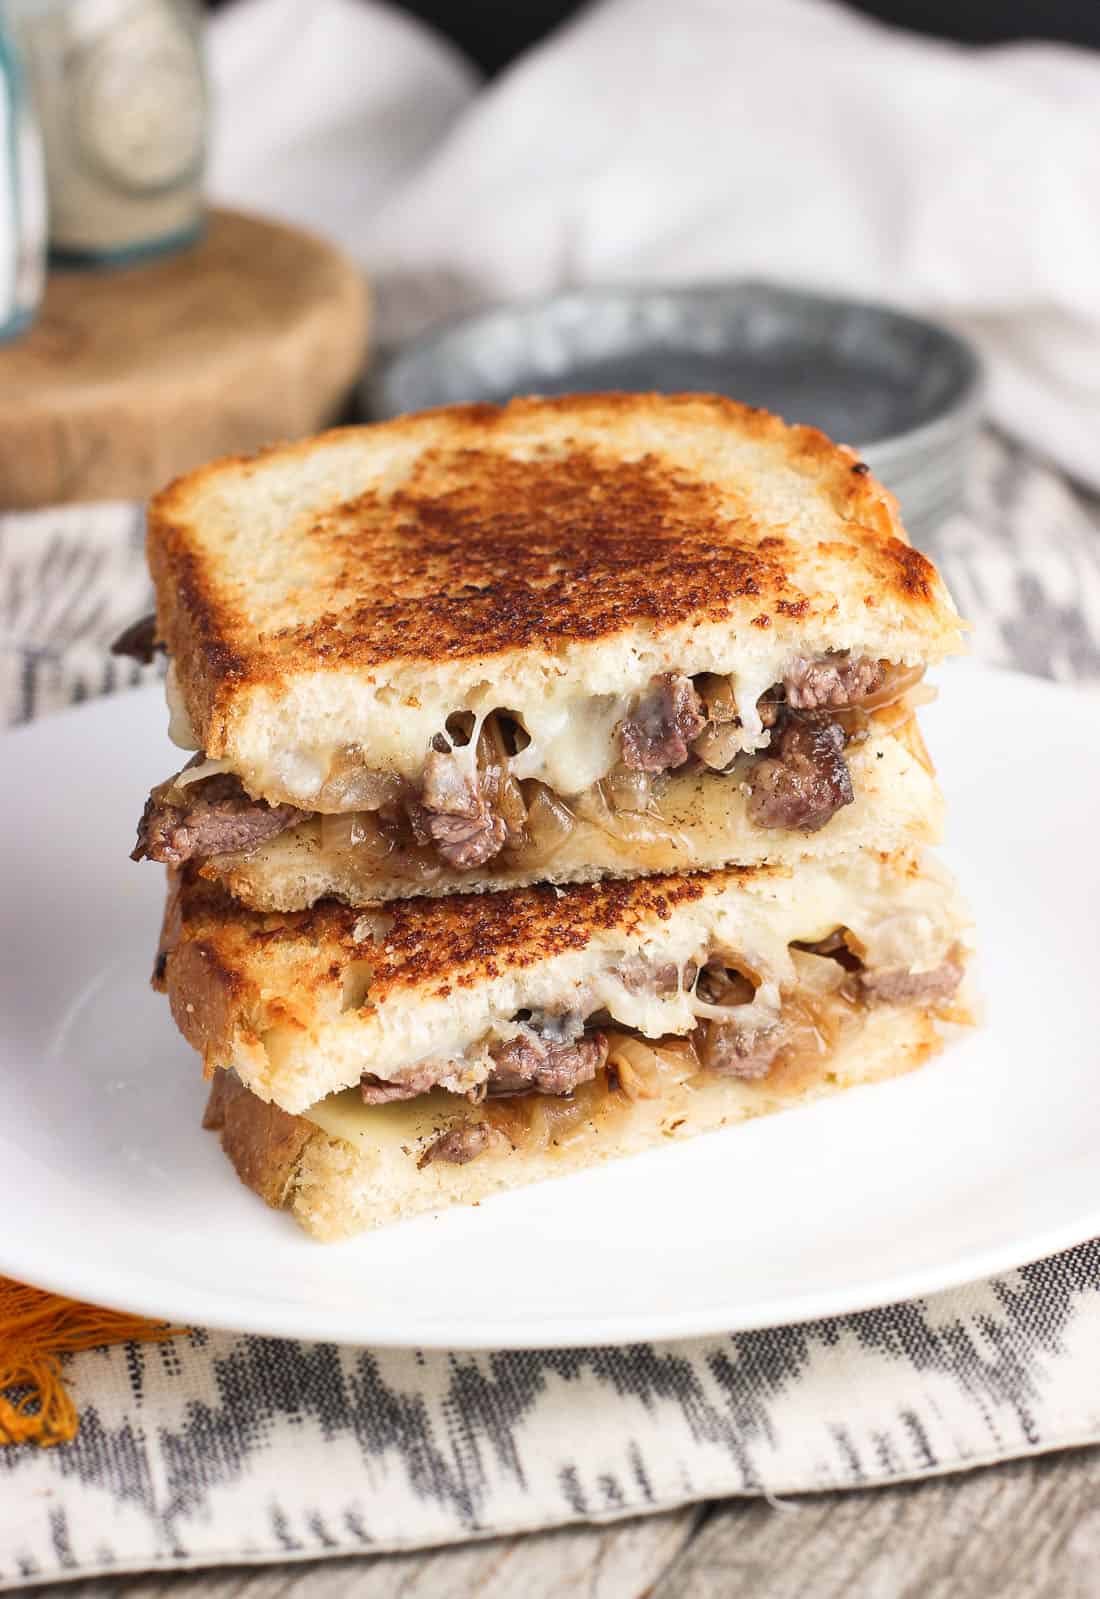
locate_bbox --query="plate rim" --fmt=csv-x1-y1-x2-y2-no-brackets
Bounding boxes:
2,1193,1098,1351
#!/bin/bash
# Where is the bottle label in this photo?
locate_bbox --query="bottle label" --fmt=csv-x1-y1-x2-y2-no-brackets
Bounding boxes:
73,7,204,195
22,0,206,260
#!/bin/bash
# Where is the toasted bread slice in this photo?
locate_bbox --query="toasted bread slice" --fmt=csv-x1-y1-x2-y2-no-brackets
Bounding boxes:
205,714,942,909
158,850,972,1118
148,394,964,812
205,998,962,1240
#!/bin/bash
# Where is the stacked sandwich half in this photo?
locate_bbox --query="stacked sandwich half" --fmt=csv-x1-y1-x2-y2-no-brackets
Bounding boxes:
126,394,974,1239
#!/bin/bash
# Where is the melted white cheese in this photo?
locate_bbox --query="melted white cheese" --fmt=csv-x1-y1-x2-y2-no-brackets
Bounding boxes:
184,659,833,810
165,662,201,751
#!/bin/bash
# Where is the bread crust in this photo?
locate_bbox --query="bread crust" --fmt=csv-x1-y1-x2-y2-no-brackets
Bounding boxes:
203,1071,319,1209
146,394,963,755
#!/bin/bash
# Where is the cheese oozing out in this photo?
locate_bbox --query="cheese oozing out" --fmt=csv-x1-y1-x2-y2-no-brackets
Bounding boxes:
166,642,930,811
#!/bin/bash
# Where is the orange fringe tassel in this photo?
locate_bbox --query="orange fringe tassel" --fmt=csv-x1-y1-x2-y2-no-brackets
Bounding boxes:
0,1277,185,1448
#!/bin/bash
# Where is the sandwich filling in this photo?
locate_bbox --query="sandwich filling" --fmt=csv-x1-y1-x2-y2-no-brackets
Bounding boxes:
163,852,972,1122
130,646,931,874
309,931,965,1173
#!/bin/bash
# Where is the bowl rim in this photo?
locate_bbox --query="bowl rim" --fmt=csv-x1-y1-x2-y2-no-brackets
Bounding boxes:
369,278,986,462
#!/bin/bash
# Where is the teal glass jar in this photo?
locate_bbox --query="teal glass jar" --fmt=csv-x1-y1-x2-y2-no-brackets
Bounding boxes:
0,10,45,339
8,0,206,268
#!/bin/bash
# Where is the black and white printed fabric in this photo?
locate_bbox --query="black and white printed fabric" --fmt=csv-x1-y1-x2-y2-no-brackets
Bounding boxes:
2,432,1099,1589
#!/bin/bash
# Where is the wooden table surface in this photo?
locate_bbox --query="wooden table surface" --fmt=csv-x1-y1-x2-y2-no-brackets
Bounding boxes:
33,1445,1100,1598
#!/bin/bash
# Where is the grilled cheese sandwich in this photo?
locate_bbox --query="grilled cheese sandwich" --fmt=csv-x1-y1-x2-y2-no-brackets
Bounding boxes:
129,394,963,905
159,851,973,1238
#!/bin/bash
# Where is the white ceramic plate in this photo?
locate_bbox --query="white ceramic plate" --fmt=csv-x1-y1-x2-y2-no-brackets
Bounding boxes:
1,663,1096,1348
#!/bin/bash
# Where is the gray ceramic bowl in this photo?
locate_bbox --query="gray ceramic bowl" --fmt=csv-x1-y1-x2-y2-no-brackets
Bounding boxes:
368,282,984,543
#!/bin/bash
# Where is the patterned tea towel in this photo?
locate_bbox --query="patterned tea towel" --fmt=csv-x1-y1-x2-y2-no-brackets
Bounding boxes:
1,432,1099,1590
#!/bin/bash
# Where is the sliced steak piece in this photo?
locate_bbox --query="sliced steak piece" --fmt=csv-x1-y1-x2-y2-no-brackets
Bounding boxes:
360,1009,607,1107
360,1061,450,1105
857,955,964,1008
620,956,693,997
111,612,161,665
416,806,507,869
417,1121,493,1169
697,1016,784,1080
792,928,863,972
746,718,854,832
407,750,507,870
133,771,302,866
488,1027,608,1097
783,653,887,711
620,673,705,773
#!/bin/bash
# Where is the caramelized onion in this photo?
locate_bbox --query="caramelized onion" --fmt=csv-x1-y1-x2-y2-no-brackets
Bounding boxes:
444,711,475,748
319,750,405,811
173,756,235,788
483,1089,593,1154
784,952,863,1056
857,662,926,712
482,1096,529,1148
605,1035,658,1100
696,964,756,1008
573,780,615,832
606,766,656,813
699,949,764,990
523,783,576,863
526,1092,594,1150
320,812,368,851
867,682,937,733
693,673,738,724
691,721,743,771
477,713,528,843
319,809,398,860
608,810,693,855
605,1031,700,1102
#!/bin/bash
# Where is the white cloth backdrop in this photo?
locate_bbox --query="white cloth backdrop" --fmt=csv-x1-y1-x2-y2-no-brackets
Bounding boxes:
208,0,1100,489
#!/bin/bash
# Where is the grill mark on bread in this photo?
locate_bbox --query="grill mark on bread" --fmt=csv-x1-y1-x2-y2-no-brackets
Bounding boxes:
268,450,784,667
167,866,725,1014
147,394,959,752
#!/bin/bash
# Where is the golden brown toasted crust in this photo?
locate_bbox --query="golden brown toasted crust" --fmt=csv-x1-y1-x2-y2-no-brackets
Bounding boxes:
147,394,957,748
167,862,745,1017
203,1071,318,1209
151,868,184,988
168,937,253,1071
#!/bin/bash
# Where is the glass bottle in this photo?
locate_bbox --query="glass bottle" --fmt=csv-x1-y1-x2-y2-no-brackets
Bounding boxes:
0,9,45,337
8,0,206,267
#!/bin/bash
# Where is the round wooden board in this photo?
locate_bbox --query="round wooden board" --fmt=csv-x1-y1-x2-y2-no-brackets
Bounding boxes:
0,209,370,509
